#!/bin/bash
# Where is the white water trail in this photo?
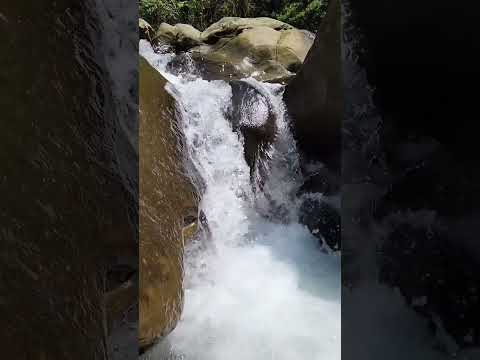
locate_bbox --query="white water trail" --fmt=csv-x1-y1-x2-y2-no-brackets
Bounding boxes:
140,40,340,360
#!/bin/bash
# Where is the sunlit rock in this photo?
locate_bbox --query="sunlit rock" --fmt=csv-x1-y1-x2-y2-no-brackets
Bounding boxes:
139,56,200,351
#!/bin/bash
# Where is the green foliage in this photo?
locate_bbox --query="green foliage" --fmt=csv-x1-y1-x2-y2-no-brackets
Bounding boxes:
277,0,328,31
140,0,328,32
139,0,182,26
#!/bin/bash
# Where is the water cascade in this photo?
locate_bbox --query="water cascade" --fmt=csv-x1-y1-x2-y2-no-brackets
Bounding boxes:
140,40,340,360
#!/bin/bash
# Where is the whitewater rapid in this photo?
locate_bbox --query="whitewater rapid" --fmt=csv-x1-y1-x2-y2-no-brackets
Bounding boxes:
140,40,340,360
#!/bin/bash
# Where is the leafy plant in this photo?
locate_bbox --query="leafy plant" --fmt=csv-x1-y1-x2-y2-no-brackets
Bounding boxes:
140,0,182,26
139,0,328,32
277,0,328,31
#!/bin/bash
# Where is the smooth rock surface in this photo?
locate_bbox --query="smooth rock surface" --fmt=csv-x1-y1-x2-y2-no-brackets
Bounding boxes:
139,57,199,351
200,17,293,43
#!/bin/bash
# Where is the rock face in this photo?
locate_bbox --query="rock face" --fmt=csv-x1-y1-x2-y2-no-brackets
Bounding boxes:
139,57,200,351
284,0,342,170
149,17,314,83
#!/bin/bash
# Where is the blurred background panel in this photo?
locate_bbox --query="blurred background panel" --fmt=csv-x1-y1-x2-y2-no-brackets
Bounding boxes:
342,0,480,359
0,1,138,358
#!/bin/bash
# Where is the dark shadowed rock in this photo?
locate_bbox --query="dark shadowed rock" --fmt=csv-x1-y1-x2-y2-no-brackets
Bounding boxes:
284,0,342,171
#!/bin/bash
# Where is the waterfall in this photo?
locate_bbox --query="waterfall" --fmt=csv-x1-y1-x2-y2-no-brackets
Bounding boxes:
140,40,340,360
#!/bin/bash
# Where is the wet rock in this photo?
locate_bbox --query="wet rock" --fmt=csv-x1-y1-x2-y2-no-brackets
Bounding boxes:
139,57,200,351
299,197,340,251
284,0,342,170
166,52,243,81
166,50,296,84
227,80,277,177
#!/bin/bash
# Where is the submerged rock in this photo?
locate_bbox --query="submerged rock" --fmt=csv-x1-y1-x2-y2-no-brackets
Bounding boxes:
139,57,200,351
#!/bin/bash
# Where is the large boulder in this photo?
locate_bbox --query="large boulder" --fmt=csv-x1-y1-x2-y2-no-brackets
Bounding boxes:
200,25,313,73
284,0,342,171
156,23,202,50
139,57,199,351
191,25,313,82
200,17,293,43
219,26,281,62
157,17,314,83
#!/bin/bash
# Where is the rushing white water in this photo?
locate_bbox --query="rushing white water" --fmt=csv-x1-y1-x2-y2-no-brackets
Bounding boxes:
140,40,340,360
